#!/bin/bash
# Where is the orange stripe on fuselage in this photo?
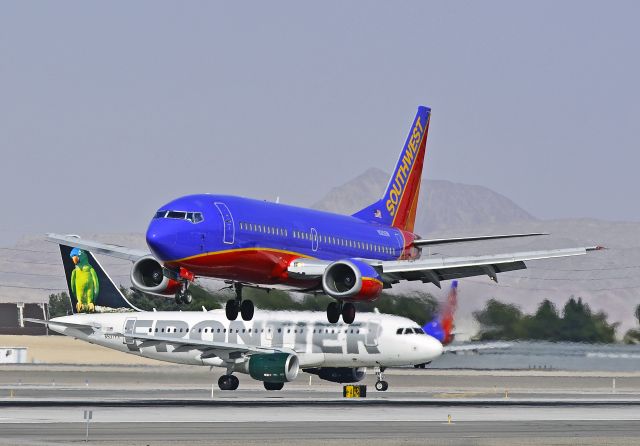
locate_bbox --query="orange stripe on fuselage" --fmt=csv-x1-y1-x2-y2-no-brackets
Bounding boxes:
164,247,316,288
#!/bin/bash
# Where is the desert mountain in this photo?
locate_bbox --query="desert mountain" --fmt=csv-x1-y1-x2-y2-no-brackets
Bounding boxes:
1,171,638,337
312,168,535,235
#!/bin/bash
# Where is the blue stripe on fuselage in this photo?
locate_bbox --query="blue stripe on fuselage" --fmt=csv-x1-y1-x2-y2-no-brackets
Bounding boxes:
146,194,407,263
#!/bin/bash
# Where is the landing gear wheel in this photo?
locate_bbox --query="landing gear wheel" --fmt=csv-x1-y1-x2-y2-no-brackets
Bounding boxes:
225,299,239,321
375,380,389,392
264,381,284,391
327,301,341,323
175,291,183,304
240,299,255,321
218,374,239,391
342,303,356,324
183,290,193,304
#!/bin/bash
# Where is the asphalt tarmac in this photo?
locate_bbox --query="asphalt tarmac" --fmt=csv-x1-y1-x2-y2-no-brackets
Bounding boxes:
1,365,640,445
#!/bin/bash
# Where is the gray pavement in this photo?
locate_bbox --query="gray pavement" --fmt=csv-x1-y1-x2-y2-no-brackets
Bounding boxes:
2,365,640,445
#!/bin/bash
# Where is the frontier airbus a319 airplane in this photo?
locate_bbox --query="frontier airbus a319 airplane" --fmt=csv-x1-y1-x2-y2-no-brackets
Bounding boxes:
48,106,601,324
27,246,445,391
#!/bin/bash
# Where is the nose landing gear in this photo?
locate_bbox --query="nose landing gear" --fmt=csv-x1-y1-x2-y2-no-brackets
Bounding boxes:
225,283,255,321
374,367,388,392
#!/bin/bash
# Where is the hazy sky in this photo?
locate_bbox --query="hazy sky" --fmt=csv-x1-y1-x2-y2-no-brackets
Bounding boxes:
1,1,638,246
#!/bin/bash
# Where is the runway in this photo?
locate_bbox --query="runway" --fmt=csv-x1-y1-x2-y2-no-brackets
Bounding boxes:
2,366,640,445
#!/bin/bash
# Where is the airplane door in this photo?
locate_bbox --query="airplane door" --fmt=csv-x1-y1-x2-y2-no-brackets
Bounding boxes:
214,202,235,245
123,318,136,345
365,319,381,348
394,231,405,257
310,228,319,252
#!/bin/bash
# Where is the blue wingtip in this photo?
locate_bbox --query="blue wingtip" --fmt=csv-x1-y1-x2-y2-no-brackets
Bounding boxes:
452,280,458,288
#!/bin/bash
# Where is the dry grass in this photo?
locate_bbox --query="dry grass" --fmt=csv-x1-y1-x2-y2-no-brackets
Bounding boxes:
0,335,165,365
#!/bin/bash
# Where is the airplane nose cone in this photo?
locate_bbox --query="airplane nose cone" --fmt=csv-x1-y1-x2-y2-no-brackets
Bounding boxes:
419,335,444,362
146,222,177,261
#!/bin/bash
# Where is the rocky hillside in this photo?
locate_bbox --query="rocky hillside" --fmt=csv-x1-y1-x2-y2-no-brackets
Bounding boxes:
312,168,535,235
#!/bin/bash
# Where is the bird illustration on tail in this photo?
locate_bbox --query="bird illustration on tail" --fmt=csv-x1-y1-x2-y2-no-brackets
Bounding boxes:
69,248,99,313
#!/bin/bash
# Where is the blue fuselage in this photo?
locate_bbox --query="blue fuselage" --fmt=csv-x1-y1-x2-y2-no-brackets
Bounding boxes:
146,194,419,289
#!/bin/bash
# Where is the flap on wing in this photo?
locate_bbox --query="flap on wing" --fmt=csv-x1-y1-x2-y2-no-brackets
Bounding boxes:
46,233,149,262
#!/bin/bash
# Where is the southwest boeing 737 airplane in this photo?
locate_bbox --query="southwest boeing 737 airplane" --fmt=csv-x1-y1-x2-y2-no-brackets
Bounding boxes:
27,245,444,391
47,106,601,324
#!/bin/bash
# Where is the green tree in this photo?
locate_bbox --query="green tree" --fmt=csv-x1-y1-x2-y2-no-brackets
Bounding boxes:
356,291,438,325
48,292,72,317
125,284,223,312
522,299,561,341
559,297,617,343
623,303,640,344
473,299,524,340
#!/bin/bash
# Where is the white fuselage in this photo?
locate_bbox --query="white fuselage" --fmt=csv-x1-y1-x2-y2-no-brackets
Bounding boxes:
49,309,443,372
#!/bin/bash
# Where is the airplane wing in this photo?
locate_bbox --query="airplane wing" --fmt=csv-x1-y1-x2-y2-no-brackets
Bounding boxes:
26,318,291,360
289,246,602,288
369,246,603,287
443,342,512,353
46,233,150,262
129,332,285,355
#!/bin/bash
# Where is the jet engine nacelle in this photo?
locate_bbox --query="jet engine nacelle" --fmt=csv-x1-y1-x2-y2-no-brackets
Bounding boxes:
305,367,367,383
130,256,181,296
243,353,299,383
321,259,383,301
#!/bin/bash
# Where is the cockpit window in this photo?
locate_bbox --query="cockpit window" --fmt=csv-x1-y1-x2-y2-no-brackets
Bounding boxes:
167,211,187,219
154,210,204,224
396,327,425,335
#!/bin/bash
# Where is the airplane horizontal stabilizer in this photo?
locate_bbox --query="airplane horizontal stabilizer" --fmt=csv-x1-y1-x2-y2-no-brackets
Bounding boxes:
24,318,98,335
412,233,548,247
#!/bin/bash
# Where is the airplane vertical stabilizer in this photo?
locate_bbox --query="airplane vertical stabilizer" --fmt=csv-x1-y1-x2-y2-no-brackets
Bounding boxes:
423,280,457,345
59,244,140,314
352,106,431,232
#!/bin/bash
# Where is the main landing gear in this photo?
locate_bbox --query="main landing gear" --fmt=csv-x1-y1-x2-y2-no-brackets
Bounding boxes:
218,374,240,391
225,283,254,321
326,301,356,324
175,281,193,305
374,367,389,392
